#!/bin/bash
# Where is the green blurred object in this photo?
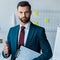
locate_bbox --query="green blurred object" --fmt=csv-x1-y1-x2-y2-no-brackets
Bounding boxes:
33,11,39,16
45,18,49,23
33,21,38,25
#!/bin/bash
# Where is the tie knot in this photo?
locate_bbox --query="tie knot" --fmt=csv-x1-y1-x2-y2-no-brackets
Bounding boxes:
21,26,25,30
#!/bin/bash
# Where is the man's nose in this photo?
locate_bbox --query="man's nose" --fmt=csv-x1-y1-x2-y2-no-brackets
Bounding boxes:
22,13,26,17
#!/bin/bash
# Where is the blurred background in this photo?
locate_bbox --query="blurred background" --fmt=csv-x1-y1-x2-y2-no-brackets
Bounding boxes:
0,0,60,60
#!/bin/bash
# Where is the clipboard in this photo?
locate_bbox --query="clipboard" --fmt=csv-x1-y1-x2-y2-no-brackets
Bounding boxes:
16,46,40,60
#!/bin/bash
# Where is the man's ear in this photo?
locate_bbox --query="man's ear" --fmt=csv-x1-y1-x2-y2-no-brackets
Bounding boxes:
30,10,32,15
16,10,19,17
16,11,18,16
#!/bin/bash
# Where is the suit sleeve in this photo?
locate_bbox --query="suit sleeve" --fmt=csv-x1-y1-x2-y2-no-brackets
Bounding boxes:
2,28,11,58
33,28,53,60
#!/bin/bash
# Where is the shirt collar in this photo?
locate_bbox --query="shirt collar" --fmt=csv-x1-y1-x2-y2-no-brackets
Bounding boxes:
20,22,30,30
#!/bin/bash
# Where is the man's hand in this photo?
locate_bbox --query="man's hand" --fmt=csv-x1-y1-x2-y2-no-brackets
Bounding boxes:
4,43,9,55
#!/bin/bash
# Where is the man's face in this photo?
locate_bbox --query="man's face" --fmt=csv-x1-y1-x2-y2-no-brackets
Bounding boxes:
17,6,31,23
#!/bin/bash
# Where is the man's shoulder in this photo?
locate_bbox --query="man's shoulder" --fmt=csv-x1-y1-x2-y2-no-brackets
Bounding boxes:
9,25,20,31
10,25,20,29
32,23,45,30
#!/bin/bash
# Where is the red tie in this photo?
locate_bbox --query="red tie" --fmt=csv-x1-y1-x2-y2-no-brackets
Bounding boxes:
18,26,25,48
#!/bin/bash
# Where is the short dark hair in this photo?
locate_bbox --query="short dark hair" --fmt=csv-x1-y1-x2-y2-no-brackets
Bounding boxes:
17,1,31,10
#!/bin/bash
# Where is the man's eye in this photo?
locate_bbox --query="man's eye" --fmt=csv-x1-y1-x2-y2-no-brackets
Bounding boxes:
26,11,29,13
20,12,23,13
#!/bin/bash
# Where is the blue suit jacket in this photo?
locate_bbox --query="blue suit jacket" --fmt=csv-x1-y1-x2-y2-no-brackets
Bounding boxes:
2,22,52,60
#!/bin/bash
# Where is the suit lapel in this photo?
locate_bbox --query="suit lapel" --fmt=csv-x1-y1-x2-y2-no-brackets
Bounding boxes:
25,22,35,46
15,25,20,50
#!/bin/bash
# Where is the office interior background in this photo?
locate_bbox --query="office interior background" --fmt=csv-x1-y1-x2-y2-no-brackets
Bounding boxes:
0,0,60,60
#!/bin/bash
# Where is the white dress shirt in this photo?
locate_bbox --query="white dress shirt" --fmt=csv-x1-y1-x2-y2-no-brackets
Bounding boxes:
18,22,30,46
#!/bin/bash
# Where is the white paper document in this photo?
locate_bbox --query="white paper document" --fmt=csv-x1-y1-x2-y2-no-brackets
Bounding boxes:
16,46,40,60
52,27,60,60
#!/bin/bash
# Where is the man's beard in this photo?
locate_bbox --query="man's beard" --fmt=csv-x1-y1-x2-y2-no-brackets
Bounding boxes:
19,17,30,23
